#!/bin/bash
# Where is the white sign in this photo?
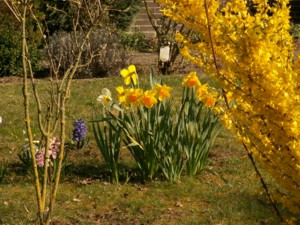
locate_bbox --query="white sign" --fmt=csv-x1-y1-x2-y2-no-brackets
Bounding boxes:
159,46,170,62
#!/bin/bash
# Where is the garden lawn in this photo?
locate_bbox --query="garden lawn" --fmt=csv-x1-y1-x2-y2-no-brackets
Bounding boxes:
0,75,286,224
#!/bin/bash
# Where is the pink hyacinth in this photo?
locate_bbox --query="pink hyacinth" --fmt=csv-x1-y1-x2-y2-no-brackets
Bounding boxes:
36,137,61,167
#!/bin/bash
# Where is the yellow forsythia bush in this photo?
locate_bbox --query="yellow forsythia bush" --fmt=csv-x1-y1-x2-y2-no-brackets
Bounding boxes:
157,0,300,214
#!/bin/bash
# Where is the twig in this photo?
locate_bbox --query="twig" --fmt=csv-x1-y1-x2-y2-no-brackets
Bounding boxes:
242,142,283,221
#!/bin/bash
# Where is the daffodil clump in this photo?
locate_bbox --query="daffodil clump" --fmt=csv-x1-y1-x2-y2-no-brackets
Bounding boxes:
94,65,221,181
117,65,172,108
106,65,218,110
157,0,300,215
182,71,220,107
98,65,172,109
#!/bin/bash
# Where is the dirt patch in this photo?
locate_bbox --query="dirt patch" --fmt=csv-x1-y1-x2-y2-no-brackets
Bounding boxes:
130,51,158,67
130,51,199,75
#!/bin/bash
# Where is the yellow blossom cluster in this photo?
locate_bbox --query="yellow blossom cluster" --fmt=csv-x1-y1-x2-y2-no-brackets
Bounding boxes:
117,66,219,110
183,71,219,107
117,65,172,108
157,0,300,214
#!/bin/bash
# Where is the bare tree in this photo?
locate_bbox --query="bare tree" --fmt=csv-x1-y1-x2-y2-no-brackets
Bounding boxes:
143,0,190,74
3,0,107,224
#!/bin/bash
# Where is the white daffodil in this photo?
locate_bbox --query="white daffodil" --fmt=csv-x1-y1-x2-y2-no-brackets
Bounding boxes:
0,116,2,124
97,88,112,106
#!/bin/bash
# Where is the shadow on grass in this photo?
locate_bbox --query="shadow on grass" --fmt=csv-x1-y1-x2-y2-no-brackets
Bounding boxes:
6,158,147,184
64,161,151,184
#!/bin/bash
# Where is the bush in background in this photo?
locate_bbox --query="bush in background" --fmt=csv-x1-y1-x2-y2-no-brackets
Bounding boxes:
291,23,300,39
0,16,22,76
120,31,154,52
39,0,141,34
48,29,130,78
0,0,140,78
0,11,43,77
103,0,142,30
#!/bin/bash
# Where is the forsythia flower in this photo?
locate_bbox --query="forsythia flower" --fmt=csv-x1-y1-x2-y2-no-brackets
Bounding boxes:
97,88,112,106
225,91,234,104
157,0,300,213
141,90,158,108
182,72,201,88
120,65,138,85
155,84,172,101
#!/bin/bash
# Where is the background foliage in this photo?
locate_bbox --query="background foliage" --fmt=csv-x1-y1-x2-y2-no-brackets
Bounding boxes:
0,0,142,77
48,29,130,78
0,4,43,76
102,0,142,30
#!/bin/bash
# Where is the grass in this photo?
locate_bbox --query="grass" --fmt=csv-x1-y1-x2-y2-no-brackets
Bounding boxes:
0,74,289,224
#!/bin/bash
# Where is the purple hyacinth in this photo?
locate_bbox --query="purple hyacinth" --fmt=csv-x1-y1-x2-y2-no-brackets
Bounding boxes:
72,119,87,142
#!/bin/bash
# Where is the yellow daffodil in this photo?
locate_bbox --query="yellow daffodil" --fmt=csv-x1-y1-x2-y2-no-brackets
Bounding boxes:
120,65,138,85
116,86,126,104
141,90,158,108
155,84,172,101
97,88,112,106
182,72,201,88
196,84,208,99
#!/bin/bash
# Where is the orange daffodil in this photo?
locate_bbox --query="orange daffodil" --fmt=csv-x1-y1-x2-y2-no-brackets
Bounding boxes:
120,65,138,85
182,72,201,88
155,84,172,101
126,88,143,106
116,86,143,107
141,90,157,108
203,95,216,107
